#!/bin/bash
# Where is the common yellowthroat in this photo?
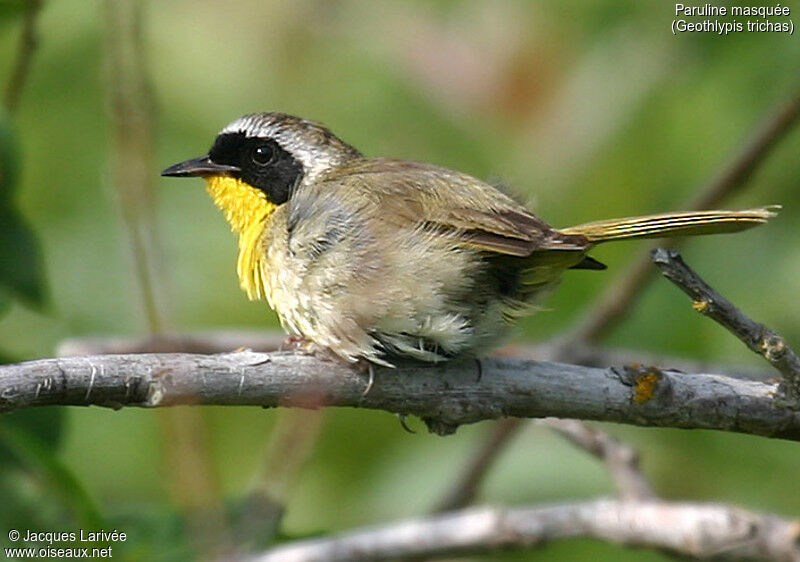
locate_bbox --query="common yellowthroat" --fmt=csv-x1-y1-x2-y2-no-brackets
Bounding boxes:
162,112,775,366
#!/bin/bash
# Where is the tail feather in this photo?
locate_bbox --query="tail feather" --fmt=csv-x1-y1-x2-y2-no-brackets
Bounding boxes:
558,206,779,244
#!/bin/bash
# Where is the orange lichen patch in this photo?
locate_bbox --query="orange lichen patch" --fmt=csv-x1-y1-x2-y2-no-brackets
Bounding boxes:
633,370,661,404
692,300,710,313
761,335,786,361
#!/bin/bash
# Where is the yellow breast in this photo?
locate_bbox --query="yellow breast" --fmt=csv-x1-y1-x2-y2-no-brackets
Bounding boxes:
204,175,278,300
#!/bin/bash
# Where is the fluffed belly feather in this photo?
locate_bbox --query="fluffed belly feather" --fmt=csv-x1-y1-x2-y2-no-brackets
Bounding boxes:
259,208,576,365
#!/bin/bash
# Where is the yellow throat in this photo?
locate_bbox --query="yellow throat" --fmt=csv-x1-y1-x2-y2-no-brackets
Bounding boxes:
204,175,278,300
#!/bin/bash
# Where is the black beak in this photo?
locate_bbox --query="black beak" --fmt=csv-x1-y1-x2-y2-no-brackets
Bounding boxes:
161,155,240,177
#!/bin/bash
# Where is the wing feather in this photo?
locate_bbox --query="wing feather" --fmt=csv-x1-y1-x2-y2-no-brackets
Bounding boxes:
310,158,588,257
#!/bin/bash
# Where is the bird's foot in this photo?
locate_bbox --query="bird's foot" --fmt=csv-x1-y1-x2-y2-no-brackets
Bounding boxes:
281,334,310,351
282,339,378,397
396,413,415,434
359,360,375,397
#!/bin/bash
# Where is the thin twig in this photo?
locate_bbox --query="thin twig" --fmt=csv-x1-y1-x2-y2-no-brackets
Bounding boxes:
235,409,326,548
4,0,43,113
433,417,524,513
437,85,800,523
526,339,771,380
104,0,167,332
431,79,800,508
246,498,800,562
542,418,654,501
103,1,231,555
56,331,288,356
652,248,800,400
159,405,231,558
567,84,800,344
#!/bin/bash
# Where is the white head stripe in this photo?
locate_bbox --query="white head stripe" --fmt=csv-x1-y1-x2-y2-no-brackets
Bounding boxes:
218,113,360,183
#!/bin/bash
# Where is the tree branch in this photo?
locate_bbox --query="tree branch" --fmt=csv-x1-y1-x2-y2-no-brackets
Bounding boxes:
436,84,800,517
567,84,800,345
56,331,289,356
542,418,654,501
4,0,43,113
433,405,657,512
2,351,799,439
652,248,800,401
428,327,774,511
433,417,524,513
56,331,773,381
246,499,800,562
104,0,168,332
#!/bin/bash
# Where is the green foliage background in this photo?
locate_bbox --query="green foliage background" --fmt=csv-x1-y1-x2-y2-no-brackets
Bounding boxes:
0,1,799,560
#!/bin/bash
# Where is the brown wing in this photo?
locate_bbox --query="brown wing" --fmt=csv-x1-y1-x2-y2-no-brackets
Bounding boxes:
316,158,589,257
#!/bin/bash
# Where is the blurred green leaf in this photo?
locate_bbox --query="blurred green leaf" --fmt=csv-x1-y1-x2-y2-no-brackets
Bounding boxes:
111,508,194,561
0,0,29,22
0,290,10,318
0,210,46,303
0,419,105,529
0,470,73,545
229,494,284,550
0,108,46,307
0,112,18,197
0,408,64,468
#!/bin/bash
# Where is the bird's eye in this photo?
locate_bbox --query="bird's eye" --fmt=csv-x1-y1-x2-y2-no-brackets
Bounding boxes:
252,144,275,166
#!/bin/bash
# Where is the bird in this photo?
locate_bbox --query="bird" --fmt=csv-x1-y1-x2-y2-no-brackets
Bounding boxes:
162,112,776,368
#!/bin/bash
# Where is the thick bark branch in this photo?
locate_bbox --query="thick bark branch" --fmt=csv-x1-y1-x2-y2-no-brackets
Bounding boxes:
437,85,800,515
56,332,773,381
247,499,800,562
1,351,799,439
